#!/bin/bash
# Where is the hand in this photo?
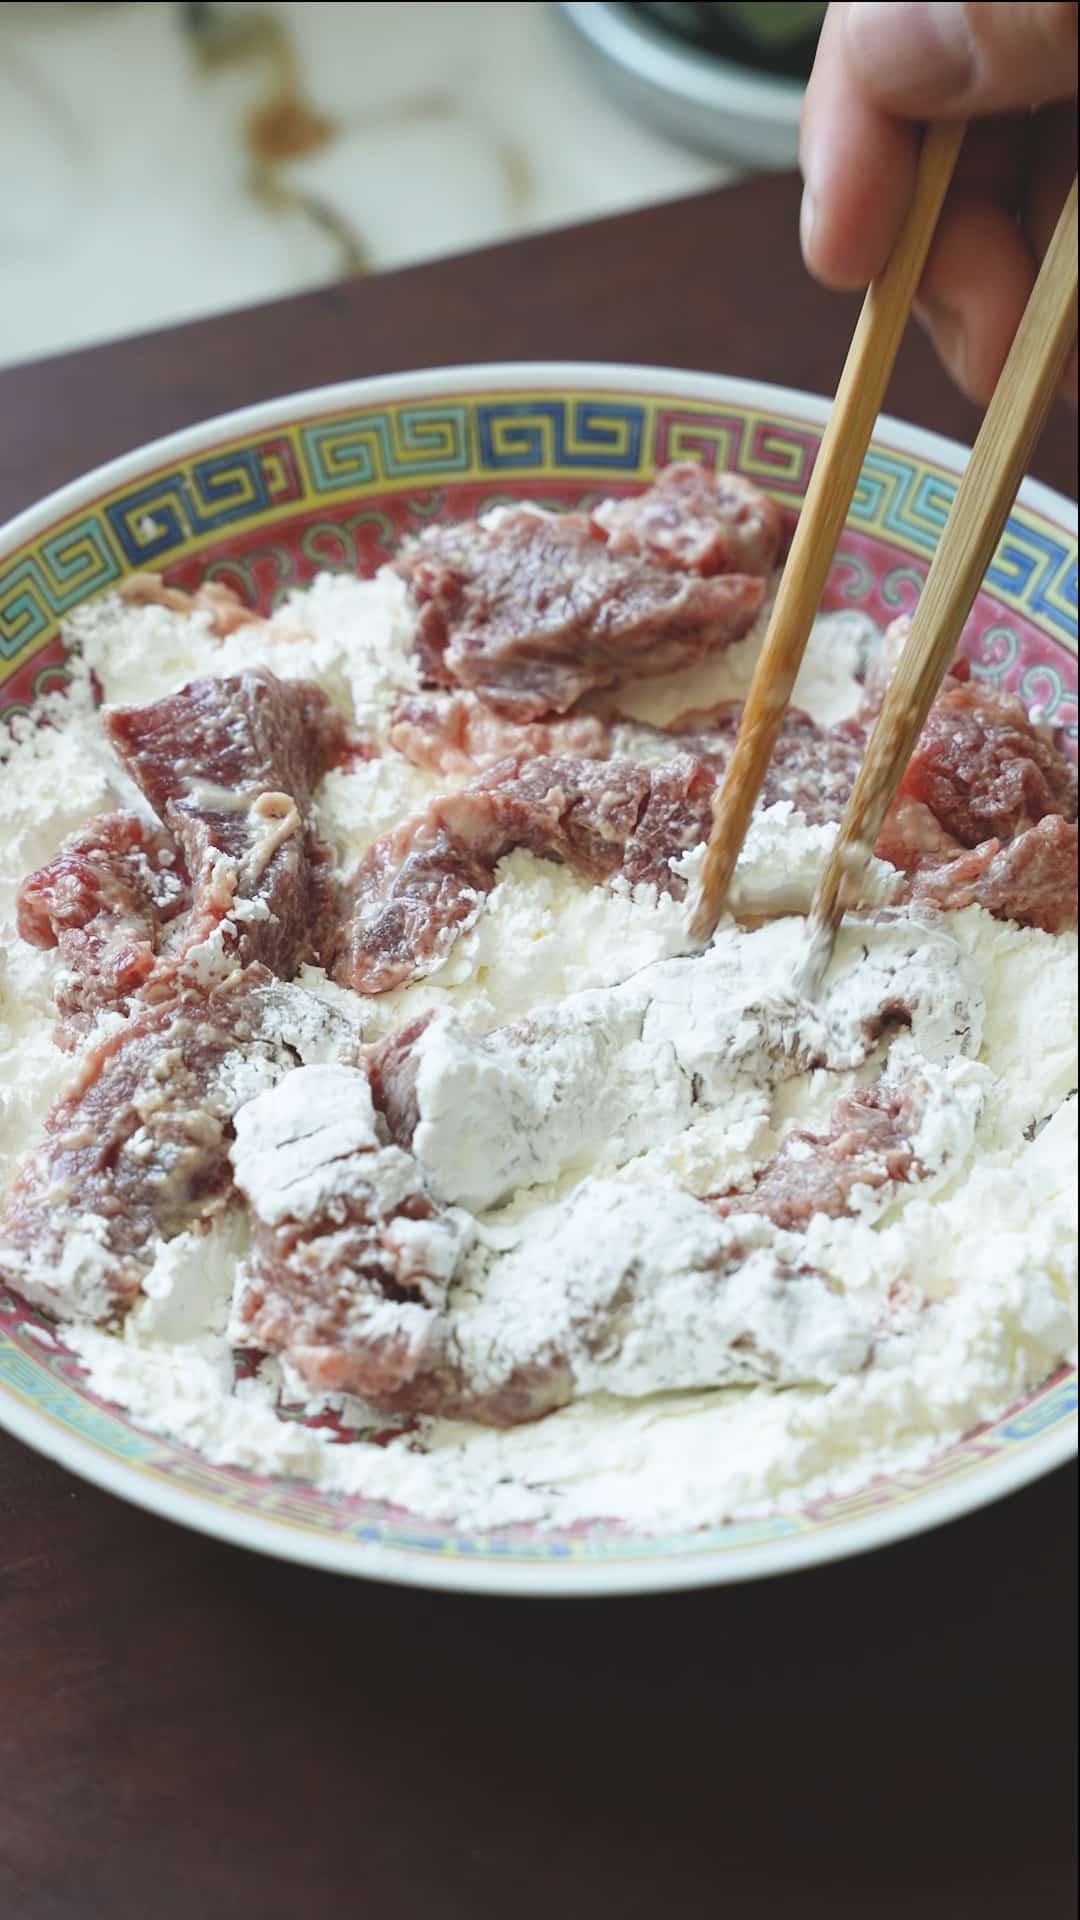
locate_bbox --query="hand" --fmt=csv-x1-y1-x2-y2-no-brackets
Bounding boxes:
800,2,1078,405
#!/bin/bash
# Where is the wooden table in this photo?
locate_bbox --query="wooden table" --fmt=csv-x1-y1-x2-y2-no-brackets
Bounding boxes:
1,173,1076,1920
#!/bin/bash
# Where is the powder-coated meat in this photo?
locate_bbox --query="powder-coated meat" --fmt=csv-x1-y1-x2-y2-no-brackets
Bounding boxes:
107,669,347,981
619,755,716,888
335,821,495,996
906,814,1079,932
662,702,869,826
230,1064,474,1402
396,507,767,719
16,811,188,1038
238,1146,874,1428
0,969,320,1319
593,462,783,579
893,678,1078,847
714,1077,928,1229
234,1063,571,1419
231,1062,856,1428
854,615,1077,927
388,689,611,774
333,753,717,994
367,1013,436,1145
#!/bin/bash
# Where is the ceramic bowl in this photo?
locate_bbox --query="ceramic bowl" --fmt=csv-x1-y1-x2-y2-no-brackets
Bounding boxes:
557,1,806,167
0,363,1075,1594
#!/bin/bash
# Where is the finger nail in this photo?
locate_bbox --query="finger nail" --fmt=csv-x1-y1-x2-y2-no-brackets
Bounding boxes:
914,296,966,385
799,185,817,261
846,2,975,99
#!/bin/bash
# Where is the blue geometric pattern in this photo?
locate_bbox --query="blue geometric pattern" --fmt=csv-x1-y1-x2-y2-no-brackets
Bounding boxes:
0,1343,158,1458
850,456,1077,642
475,400,644,470
106,450,274,565
0,516,120,657
301,405,471,492
997,1376,1078,1441
851,452,957,553
989,520,1078,640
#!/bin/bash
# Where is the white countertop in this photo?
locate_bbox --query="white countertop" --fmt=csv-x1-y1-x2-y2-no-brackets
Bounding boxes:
0,0,736,369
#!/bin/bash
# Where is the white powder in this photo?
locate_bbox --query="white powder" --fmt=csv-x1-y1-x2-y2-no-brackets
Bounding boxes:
230,1062,474,1337
1,563,1077,1536
613,594,876,729
403,913,985,1212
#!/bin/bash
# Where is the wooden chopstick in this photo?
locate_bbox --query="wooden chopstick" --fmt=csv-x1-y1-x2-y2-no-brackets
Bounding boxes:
689,120,966,943
800,173,1079,990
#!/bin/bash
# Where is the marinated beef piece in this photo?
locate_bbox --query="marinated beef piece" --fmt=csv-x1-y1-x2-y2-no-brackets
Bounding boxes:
446,750,737,893
388,689,611,774
714,1077,929,1229
873,796,963,875
106,668,342,853
593,462,783,579
118,570,260,638
333,753,716,994
367,1013,436,1144
230,1064,474,1403
619,755,717,888
893,678,1077,848
859,616,1077,928
16,811,188,1038
906,814,1079,932
387,684,860,815
335,821,495,996
661,702,869,826
447,753,653,879
232,1065,869,1427
366,916,977,1217
107,669,347,981
396,508,767,720
387,684,865,836
0,969,344,1321
433,750,716,892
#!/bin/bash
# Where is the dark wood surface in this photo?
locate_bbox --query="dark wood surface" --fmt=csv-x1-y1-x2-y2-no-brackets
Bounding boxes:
0,172,1076,1920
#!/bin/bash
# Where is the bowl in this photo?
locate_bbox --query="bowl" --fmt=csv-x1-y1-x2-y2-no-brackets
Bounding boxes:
556,1,806,168
0,362,1075,1594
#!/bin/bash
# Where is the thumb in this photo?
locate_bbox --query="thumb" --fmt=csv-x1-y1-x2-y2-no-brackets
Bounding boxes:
845,1,1078,114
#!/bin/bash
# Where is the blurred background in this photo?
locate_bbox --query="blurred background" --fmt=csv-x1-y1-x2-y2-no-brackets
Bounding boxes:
0,0,827,370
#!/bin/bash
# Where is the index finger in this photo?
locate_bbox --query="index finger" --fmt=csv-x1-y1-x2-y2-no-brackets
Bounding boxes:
800,2,921,290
